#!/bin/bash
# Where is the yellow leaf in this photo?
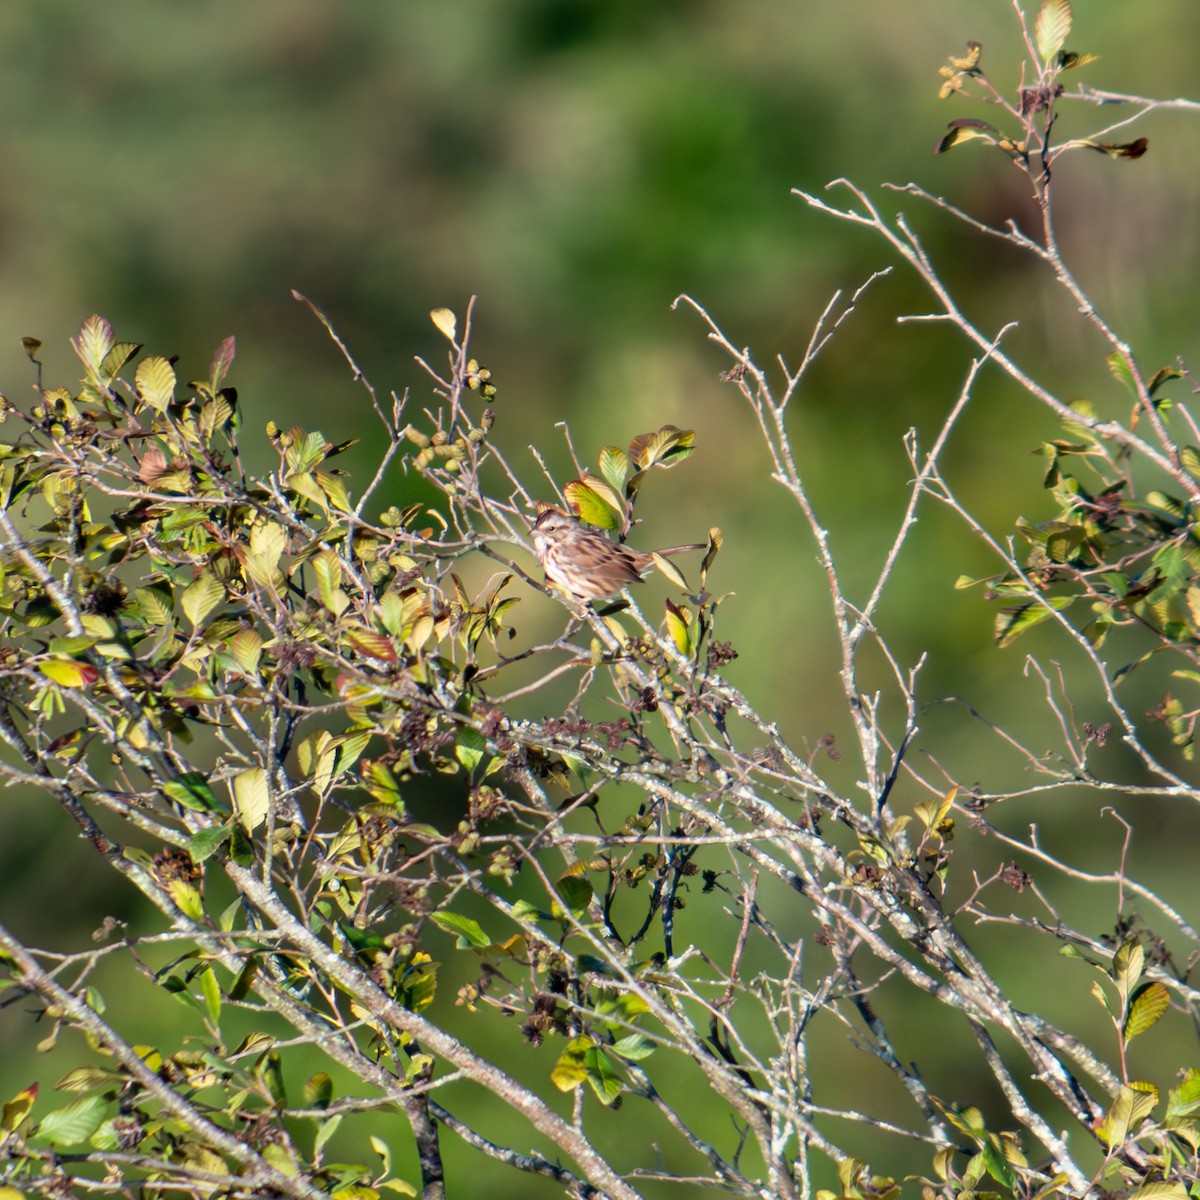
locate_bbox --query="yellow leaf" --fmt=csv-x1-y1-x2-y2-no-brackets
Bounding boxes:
135,355,176,412
181,572,224,629
551,1036,591,1091
430,308,457,342
1124,981,1170,1042
232,767,270,832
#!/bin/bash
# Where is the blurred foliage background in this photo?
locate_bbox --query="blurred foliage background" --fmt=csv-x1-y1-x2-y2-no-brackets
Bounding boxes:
3,2,1200,1193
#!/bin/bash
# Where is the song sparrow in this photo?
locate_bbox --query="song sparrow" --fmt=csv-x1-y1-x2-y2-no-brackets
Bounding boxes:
531,507,705,603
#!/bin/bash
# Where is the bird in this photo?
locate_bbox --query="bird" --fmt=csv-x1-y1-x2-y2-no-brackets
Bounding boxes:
530,506,705,603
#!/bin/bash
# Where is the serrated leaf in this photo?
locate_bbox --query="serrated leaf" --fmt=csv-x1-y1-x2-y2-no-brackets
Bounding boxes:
209,336,236,392
135,586,174,628
428,911,490,950
100,341,141,380
1035,0,1071,64
1124,981,1170,1042
1058,50,1099,70
1098,1083,1158,1148
181,572,224,629
232,767,270,833
1130,1184,1189,1200
430,308,457,342
135,356,176,412
316,469,353,514
611,1034,655,1061
1166,1068,1200,1121
242,522,287,587
313,549,350,616
228,626,263,675
1114,939,1145,1003
344,626,399,662
599,445,629,496
35,1094,109,1147
627,425,696,472
1107,351,1137,396
199,395,233,439
71,315,114,377
914,786,959,833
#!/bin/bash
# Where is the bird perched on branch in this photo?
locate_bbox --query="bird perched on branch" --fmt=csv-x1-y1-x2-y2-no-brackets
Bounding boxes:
531,506,705,603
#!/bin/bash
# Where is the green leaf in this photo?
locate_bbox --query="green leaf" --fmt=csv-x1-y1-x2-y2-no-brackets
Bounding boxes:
994,596,1072,647
1034,0,1071,64
979,1134,1016,1190
313,1112,342,1156
935,119,998,156
663,600,691,654
428,911,491,950
553,872,593,918
167,880,204,923
199,965,222,1025
164,772,222,813
1124,980,1169,1042
35,1094,109,1147
455,727,486,773
599,445,629,496
100,341,141,380
563,480,621,530
1129,1184,1189,1200
584,1045,623,1106
1166,1068,1200,1121
232,767,270,833
303,1073,334,1110
1107,351,1137,397
135,586,175,628
187,823,231,863
611,1034,655,1061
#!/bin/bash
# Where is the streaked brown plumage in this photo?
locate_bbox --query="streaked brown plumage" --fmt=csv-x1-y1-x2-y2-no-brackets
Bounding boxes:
531,507,704,603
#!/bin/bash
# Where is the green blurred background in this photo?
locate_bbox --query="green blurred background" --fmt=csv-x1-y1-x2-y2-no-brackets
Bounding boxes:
3,1,1200,1194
